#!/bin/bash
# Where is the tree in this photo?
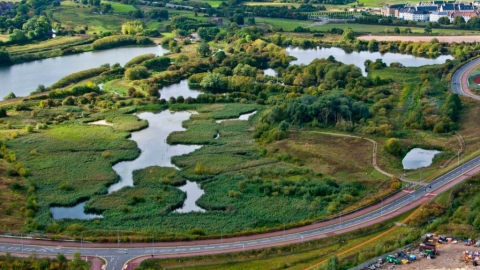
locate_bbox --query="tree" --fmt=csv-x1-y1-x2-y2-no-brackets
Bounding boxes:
196,42,211,57
326,255,339,270
125,66,149,80
3,92,16,100
403,27,412,34
424,25,432,33
453,16,466,27
200,72,226,89
121,20,145,35
233,14,244,25
0,50,12,66
384,138,402,156
9,29,28,43
438,16,450,25
342,27,354,42
68,252,89,270
393,27,400,34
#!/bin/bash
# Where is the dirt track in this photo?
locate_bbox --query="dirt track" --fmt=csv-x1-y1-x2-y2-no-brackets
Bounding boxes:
358,35,480,43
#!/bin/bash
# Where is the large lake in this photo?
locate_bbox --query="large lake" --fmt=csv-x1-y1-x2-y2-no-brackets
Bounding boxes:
287,47,453,76
0,46,168,97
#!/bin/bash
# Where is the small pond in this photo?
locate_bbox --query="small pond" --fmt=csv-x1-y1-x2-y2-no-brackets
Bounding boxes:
159,79,202,100
402,148,441,170
287,47,453,76
51,110,205,219
50,202,103,220
0,46,168,97
174,180,206,213
216,111,257,123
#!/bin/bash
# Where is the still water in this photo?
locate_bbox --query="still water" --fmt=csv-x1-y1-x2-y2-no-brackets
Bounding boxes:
287,47,453,76
51,110,206,219
0,46,168,97
402,148,441,170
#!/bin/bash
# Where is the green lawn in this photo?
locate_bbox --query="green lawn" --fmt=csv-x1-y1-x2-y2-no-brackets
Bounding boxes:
102,1,137,13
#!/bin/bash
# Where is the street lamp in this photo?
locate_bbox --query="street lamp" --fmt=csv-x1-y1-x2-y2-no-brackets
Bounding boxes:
21,233,23,253
152,233,154,257
458,149,461,166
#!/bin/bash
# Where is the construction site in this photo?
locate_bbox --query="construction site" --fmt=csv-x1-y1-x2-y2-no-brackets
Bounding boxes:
361,234,480,269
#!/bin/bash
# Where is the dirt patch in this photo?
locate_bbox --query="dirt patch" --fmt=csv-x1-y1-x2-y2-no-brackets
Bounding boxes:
391,243,479,270
473,76,480,85
358,35,480,43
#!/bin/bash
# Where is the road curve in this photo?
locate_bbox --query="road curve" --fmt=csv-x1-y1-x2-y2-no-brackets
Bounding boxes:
451,57,480,101
2,61,480,270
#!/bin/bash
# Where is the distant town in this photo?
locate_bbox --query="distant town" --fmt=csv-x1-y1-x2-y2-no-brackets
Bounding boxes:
382,1,480,22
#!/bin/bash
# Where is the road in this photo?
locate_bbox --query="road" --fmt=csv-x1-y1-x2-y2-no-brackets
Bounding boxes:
451,57,480,101
1,61,480,270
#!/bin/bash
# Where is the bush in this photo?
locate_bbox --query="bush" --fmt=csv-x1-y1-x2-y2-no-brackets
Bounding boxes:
3,92,16,100
92,35,153,50
384,138,402,156
125,53,156,68
125,66,150,80
0,108,7,117
50,67,108,89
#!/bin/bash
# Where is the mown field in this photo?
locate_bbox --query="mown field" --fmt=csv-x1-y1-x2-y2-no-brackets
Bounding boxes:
102,1,137,13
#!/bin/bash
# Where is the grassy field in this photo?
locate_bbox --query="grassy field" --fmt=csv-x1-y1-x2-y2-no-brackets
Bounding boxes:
256,17,476,34
6,36,87,54
49,2,129,34
102,1,137,13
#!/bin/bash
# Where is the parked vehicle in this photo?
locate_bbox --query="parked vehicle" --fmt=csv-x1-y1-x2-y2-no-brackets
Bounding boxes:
386,255,401,264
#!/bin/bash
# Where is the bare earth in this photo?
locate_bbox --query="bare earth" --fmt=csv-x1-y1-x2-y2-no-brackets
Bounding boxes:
393,243,479,270
358,35,480,43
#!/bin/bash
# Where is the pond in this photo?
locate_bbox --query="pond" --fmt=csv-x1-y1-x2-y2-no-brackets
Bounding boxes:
287,47,453,76
50,202,103,220
0,46,169,97
159,79,202,100
216,111,257,123
174,180,206,213
108,110,202,192
402,148,441,170
51,110,205,219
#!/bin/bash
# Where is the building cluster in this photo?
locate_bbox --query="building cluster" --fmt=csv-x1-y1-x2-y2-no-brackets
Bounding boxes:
381,1,480,22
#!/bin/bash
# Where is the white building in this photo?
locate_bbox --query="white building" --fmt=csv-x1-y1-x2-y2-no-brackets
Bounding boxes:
429,11,448,22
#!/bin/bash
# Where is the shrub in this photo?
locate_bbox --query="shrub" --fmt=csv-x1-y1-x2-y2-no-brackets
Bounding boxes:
92,35,153,50
3,92,16,100
188,228,206,236
50,67,108,89
0,108,7,117
125,53,156,68
125,66,149,80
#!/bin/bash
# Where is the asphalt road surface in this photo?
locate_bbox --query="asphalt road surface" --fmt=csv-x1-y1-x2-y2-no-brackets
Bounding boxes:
451,57,480,101
2,62,480,270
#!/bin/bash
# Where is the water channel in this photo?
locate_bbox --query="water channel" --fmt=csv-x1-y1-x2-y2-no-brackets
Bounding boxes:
0,46,168,97
402,148,442,170
287,47,453,76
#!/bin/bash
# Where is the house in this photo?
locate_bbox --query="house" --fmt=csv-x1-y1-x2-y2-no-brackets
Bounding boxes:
381,4,406,17
450,11,479,22
207,17,223,25
399,7,431,21
430,11,448,21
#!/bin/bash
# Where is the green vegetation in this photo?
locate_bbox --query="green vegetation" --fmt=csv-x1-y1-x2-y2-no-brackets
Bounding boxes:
0,252,89,269
102,1,137,13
